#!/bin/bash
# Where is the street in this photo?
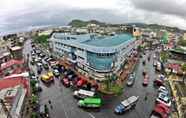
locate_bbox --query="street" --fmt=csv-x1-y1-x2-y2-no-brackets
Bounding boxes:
23,39,160,118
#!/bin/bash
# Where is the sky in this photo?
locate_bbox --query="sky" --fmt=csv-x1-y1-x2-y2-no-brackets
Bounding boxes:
0,0,186,35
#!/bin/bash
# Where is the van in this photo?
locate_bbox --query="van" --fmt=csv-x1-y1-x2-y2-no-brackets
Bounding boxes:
73,89,95,99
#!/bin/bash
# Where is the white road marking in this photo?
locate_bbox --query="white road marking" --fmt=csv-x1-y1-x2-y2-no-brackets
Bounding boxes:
88,113,96,118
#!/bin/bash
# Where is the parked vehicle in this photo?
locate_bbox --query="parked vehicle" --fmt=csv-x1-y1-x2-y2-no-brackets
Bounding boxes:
77,98,102,108
150,103,170,118
77,79,87,88
43,63,49,70
154,75,165,87
62,77,70,87
73,89,95,99
158,86,169,95
156,92,171,107
114,96,139,114
53,69,60,77
127,73,135,86
39,105,49,118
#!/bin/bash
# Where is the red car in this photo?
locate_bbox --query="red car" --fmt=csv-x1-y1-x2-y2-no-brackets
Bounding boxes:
143,75,149,86
62,78,70,87
154,79,164,87
76,79,87,88
150,103,170,118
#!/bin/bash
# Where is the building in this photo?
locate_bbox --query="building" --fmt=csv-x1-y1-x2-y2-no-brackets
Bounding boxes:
50,33,139,81
10,46,23,59
183,33,186,40
0,85,27,118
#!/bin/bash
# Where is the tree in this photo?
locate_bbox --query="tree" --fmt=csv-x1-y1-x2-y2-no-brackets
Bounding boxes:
181,63,186,83
160,51,169,63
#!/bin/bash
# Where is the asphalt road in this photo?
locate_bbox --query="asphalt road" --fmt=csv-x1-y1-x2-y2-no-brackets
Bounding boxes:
23,39,160,118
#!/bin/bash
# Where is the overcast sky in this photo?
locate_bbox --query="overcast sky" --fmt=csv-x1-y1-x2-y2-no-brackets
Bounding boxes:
0,0,186,35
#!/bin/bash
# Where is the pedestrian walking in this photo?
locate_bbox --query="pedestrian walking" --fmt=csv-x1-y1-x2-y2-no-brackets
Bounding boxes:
144,92,148,101
48,100,51,104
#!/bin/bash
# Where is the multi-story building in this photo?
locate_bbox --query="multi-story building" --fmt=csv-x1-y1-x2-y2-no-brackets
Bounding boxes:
0,85,27,118
49,33,139,81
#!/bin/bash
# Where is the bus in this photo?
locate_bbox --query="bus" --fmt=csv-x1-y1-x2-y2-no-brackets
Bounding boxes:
77,98,101,108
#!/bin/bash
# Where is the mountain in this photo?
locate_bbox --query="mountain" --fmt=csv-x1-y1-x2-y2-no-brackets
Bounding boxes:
68,19,185,32
68,19,106,27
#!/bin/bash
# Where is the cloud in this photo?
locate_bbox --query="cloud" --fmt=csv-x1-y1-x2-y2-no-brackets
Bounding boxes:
130,0,186,18
0,0,186,35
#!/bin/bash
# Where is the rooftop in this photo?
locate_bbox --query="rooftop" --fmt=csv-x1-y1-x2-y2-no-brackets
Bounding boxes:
52,33,135,53
53,33,133,47
82,34,133,47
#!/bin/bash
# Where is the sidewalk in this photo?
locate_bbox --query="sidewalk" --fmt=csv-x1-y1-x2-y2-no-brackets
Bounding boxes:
116,56,139,86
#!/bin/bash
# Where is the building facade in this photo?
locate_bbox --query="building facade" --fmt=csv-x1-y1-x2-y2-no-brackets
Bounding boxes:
50,33,139,81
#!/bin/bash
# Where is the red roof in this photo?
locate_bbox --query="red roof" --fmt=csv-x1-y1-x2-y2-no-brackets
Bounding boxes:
0,77,29,95
167,63,181,71
0,59,24,70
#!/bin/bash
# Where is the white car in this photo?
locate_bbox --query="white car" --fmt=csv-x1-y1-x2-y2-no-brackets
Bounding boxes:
53,69,60,77
158,86,169,95
156,92,171,107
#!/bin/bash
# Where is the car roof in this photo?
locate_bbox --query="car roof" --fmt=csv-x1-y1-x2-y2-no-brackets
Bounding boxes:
77,89,95,96
121,96,139,106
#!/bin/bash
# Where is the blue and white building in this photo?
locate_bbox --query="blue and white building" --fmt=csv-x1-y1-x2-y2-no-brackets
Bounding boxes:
49,33,139,81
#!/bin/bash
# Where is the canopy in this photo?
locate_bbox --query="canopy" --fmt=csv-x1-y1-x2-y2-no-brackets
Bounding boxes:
0,59,24,70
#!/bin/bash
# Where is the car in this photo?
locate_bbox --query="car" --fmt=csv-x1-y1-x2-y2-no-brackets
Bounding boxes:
41,74,54,84
30,60,35,65
40,53,45,58
39,105,49,118
37,67,42,75
77,98,102,108
62,77,70,87
36,62,43,68
77,79,87,88
158,86,169,95
143,75,149,86
154,79,164,87
43,63,49,70
150,103,170,118
154,75,165,87
73,89,95,99
127,73,135,86
67,74,77,81
53,69,60,77
114,96,139,114
156,92,171,107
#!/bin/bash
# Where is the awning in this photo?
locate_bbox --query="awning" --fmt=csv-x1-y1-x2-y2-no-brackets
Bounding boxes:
0,59,24,70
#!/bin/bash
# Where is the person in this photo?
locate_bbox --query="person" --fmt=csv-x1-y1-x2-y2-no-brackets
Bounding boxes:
144,92,148,101
48,100,51,104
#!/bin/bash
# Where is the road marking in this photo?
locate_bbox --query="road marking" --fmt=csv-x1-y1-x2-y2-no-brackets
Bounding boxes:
88,113,96,118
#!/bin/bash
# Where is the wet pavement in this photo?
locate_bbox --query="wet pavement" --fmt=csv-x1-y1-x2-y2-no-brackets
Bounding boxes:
23,39,160,118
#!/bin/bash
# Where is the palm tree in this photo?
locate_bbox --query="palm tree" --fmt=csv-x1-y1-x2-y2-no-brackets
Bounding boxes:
181,63,186,83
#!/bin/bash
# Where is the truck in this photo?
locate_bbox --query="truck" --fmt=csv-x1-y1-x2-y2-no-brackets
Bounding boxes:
73,89,95,99
77,98,101,108
114,96,139,114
